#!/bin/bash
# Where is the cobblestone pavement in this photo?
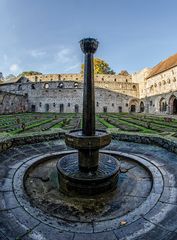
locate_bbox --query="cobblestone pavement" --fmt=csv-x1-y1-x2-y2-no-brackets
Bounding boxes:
1,139,177,240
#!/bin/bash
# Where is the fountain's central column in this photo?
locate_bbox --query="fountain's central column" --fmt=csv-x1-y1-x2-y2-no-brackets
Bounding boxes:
81,38,98,136
79,38,99,172
57,37,120,196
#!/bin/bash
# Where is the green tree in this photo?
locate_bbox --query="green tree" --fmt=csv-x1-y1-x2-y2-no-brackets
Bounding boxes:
81,58,115,74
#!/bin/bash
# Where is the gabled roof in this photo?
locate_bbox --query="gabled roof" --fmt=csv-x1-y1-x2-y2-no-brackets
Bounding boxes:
147,53,177,79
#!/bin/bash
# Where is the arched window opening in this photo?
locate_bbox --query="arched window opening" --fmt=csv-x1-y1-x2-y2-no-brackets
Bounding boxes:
140,101,145,113
59,104,64,113
75,104,79,113
132,85,137,91
130,105,136,112
169,95,177,114
44,83,49,89
74,82,78,88
58,82,64,88
118,106,122,113
159,98,167,112
103,106,107,113
45,104,49,112
31,105,36,112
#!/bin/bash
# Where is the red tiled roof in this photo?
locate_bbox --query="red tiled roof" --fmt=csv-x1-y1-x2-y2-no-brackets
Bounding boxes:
147,53,177,79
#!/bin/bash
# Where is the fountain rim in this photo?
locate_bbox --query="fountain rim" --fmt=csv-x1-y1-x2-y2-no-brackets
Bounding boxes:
65,129,111,150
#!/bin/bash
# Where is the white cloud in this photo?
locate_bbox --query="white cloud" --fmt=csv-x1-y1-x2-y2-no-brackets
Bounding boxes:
9,64,21,74
65,63,80,72
55,47,79,64
55,48,72,63
30,49,46,58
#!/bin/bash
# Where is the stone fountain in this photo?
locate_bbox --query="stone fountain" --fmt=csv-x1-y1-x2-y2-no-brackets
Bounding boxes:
3,38,174,240
57,38,120,195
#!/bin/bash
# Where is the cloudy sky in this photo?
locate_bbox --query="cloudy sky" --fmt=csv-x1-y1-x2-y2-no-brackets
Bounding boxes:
1,0,177,76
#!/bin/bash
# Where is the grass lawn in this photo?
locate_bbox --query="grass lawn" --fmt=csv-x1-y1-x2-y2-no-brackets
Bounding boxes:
0,112,177,138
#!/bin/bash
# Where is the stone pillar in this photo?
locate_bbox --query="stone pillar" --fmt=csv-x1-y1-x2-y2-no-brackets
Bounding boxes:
80,38,99,136
79,38,99,171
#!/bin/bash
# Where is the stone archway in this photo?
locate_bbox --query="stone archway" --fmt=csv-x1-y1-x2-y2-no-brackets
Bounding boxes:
159,98,167,112
129,99,139,113
169,95,177,114
45,104,49,112
173,99,177,114
140,101,145,113
130,105,136,112
31,105,36,112
59,104,64,113
103,106,107,113
75,104,79,113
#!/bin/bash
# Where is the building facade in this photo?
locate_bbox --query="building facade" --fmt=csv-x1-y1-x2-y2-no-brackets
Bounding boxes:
1,52,177,115
0,72,140,114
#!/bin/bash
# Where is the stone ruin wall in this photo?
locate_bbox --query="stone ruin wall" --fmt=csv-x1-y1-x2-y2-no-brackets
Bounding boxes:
3,68,177,114
0,79,136,113
0,91,28,114
26,73,132,83
25,73,139,98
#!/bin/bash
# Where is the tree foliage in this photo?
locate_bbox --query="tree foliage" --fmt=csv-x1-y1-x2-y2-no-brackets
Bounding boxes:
81,58,115,74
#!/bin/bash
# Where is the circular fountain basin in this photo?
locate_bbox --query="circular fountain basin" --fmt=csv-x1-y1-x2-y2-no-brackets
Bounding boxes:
57,152,120,195
18,149,159,231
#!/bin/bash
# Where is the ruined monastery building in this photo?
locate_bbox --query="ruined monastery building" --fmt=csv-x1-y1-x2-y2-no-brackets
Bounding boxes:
1,52,177,115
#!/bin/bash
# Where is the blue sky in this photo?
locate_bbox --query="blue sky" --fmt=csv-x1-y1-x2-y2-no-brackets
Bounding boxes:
1,0,177,76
